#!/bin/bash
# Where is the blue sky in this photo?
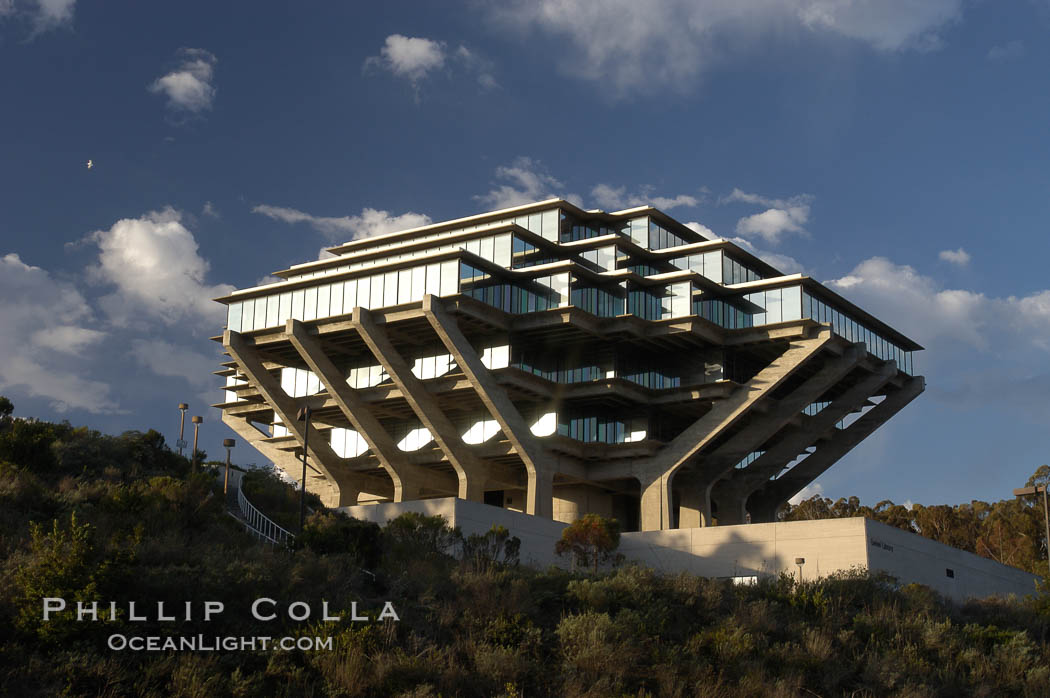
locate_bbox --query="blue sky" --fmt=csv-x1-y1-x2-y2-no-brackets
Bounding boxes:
2,0,1048,507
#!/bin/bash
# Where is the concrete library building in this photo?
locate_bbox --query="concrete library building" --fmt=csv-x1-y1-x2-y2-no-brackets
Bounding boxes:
213,200,1037,600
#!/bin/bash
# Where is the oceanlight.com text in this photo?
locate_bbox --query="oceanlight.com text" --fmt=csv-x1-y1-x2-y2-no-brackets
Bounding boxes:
107,634,334,652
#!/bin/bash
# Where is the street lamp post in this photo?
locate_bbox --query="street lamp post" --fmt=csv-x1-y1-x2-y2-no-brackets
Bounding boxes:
795,557,806,583
223,438,235,494
190,415,203,473
177,403,189,456
1013,484,1050,573
296,405,312,533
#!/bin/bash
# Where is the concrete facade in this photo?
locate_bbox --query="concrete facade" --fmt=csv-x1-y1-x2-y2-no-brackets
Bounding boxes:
214,199,923,530
341,498,1039,602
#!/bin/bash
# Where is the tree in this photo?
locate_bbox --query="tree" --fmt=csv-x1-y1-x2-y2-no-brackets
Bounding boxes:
555,514,621,574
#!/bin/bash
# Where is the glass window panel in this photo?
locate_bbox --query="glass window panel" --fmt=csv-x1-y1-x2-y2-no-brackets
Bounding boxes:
241,299,255,331
303,286,318,321
370,274,384,308
254,295,267,329
358,276,372,308
782,286,802,322
397,269,412,304
493,233,512,268
279,292,292,322
265,293,280,327
384,271,398,307
316,284,331,319
481,235,495,262
541,209,558,241
227,302,242,332
330,282,344,316
766,288,782,323
440,260,458,295
425,263,441,296
410,265,426,301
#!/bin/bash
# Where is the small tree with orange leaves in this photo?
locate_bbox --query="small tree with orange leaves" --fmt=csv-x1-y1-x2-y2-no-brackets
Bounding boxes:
555,513,621,574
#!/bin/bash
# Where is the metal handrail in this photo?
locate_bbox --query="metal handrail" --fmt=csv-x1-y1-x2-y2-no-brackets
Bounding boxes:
234,481,296,547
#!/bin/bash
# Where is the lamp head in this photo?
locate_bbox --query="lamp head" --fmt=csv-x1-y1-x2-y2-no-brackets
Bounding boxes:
223,438,235,448
794,557,805,565
178,403,189,410
191,415,203,424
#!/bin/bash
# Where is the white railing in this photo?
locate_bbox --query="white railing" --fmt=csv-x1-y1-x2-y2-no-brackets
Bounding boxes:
235,484,296,547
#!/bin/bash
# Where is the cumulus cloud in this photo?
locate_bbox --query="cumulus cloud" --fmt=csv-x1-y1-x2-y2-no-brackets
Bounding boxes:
0,0,75,33
366,34,447,84
0,253,120,413
475,157,582,210
129,338,220,392
684,221,717,238
938,248,970,266
484,0,963,94
86,207,234,330
364,35,498,95
729,236,805,275
723,188,813,245
252,204,432,243
149,48,218,115
590,183,699,211
987,40,1024,61
828,257,1050,354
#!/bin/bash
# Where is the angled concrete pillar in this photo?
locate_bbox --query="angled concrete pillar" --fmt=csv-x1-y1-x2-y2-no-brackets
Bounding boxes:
286,319,457,501
632,329,834,530
676,473,715,528
748,375,925,517
423,295,553,518
351,307,487,502
638,470,673,532
711,360,898,521
224,330,393,507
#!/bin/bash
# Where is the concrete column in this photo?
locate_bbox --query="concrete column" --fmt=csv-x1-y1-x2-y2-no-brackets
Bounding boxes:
709,483,749,525
351,307,488,502
527,466,554,519
639,470,673,531
677,476,714,528
286,319,457,501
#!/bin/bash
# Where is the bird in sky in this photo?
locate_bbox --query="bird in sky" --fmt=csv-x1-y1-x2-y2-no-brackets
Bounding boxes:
86,160,93,169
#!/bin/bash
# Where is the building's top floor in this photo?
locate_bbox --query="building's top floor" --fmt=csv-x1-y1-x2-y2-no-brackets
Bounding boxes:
217,199,922,368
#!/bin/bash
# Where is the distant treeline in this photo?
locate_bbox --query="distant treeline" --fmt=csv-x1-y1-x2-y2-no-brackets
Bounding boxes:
2,398,1050,697
783,467,1050,575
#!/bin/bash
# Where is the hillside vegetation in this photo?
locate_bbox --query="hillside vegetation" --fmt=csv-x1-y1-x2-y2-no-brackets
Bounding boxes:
1,399,1050,697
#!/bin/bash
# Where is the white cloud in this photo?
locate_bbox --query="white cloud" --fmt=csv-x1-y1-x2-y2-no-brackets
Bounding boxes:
590,183,699,211
252,204,432,243
828,257,1050,354
202,201,219,218
724,188,813,245
729,236,805,275
0,0,75,32
484,0,963,94
86,207,234,331
685,221,716,238
149,48,217,114
129,338,220,392
789,482,824,505
366,34,447,84
365,36,499,95
30,325,105,353
0,253,120,414
475,157,582,210
987,40,1024,61
938,247,970,266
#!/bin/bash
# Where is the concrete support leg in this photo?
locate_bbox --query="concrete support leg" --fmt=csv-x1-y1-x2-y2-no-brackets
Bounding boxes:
526,466,554,519
710,484,749,525
678,479,714,528
639,471,673,531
